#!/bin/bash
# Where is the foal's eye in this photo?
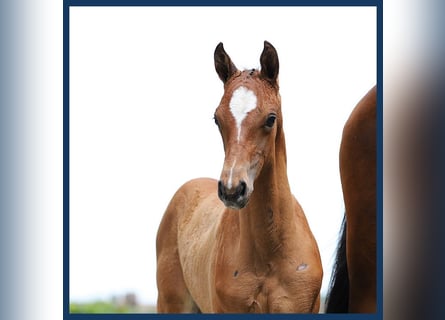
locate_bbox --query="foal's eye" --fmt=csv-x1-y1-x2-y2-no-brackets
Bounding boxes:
213,115,220,127
264,113,277,128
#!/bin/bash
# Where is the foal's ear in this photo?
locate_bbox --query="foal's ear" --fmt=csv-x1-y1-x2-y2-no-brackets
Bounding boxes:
260,41,279,85
214,42,238,83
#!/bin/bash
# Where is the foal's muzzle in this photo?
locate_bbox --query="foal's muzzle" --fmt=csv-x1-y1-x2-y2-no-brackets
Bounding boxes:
218,180,249,209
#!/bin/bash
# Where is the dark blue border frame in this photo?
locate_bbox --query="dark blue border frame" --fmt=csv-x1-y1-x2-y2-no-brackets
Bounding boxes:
63,1,70,318
65,0,378,5
63,1,383,319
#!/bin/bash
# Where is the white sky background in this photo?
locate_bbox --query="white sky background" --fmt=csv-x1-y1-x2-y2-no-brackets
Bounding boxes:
70,6,376,306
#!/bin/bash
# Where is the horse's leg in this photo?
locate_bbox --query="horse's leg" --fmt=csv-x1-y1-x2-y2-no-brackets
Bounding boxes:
156,196,200,313
156,250,199,313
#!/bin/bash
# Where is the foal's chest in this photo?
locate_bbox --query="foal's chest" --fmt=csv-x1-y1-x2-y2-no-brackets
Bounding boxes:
214,263,315,313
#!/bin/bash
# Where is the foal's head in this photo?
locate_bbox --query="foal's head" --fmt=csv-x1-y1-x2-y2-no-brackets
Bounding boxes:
213,41,282,209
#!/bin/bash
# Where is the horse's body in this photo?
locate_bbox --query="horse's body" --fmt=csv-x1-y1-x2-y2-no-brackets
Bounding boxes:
156,42,322,313
325,85,377,313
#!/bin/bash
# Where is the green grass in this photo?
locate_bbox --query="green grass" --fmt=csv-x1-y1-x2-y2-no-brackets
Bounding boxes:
70,301,131,313
70,290,159,314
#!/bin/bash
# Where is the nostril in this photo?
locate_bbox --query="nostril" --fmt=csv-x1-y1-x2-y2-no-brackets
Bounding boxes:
238,181,247,197
217,180,249,209
218,181,225,199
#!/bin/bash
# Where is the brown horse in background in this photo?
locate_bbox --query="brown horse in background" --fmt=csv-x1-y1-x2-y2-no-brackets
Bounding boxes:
156,41,323,313
325,86,377,313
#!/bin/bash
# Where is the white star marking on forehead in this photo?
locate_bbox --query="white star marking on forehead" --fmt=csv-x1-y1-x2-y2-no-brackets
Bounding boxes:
229,86,258,142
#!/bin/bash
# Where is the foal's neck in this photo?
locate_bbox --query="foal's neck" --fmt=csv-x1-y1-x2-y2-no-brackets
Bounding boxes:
238,131,296,265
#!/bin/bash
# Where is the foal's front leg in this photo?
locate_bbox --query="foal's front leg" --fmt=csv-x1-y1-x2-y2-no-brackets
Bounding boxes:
156,248,200,313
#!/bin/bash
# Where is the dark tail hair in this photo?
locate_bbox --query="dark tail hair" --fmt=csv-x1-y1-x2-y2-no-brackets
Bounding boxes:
325,215,349,313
